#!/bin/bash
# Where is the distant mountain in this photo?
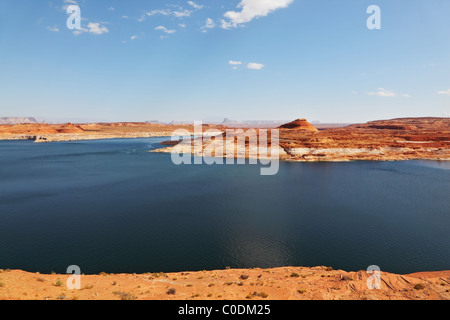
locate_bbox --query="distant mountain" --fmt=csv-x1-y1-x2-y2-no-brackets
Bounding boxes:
0,117,38,125
220,118,289,128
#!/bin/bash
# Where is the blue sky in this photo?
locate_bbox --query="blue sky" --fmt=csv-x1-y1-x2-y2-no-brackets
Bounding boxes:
0,0,449,123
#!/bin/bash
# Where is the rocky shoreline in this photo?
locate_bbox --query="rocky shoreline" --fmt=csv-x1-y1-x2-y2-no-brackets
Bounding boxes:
1,118,449,162
154,117,450,162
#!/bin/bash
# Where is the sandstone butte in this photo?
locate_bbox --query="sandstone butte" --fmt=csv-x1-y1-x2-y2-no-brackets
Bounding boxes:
0,267,449,300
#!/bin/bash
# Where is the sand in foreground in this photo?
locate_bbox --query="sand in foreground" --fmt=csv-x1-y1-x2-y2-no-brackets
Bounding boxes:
0,267,449,300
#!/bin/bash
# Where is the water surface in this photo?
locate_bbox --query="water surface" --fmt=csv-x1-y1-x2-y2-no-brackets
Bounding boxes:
0,139,449,274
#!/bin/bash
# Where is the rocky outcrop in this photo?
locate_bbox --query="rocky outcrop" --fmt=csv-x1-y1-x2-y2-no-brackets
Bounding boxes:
54,123,85,133
278,118,319,132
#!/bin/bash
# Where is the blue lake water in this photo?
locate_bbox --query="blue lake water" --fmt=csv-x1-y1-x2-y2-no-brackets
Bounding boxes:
0,138,449,274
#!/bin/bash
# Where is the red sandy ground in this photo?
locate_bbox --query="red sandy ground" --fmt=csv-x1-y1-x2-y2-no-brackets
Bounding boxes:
0,267,449,300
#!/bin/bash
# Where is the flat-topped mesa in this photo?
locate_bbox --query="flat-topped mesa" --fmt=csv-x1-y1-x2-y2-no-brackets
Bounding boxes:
350,117,450,131
0,117,38,125
278,118,319,132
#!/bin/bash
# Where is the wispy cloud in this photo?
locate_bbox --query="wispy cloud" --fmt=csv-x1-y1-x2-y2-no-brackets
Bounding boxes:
201,18,215,32
62,0,78,11
138,9,170,22
73,22,109,36
367,88,397,97
86,22,109,35
366,88,411,98
247,62,265,70
221,0,293,29
139,7,192,22
188,1,204,10
229,60,242,70
437,89,450,96
155,26,176,34
173,10,192,18
46,26,60,32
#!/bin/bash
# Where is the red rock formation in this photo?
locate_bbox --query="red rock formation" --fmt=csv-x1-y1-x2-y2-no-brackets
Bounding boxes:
278,119,319,132
55,123,85,133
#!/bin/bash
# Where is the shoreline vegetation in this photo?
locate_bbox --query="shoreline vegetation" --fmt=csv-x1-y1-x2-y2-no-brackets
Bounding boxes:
0,266,449,300
0,117,449,162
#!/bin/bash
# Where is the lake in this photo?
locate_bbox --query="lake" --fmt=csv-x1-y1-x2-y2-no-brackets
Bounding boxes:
0,138,449,275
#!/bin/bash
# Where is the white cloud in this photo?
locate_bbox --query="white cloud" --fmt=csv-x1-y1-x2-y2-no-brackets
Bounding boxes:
131,35,138,40
229,60,242,65
73,22,109,36
437,89,450,96
201,18,215,32
73,29,84,36
139,9,171,22
108,7,115,11
87,22,109,35
147,9,172,16
179,23,187,28
205,18,215,28
188,1,204,10
155,26,176,34
139,8,192,22
247,62,264,70
221,0,294,29
46,26,60,32
173,10,192,18
367,88,397,97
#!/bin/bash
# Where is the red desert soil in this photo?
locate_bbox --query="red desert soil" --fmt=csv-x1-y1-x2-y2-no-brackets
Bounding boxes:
0,267,449,300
